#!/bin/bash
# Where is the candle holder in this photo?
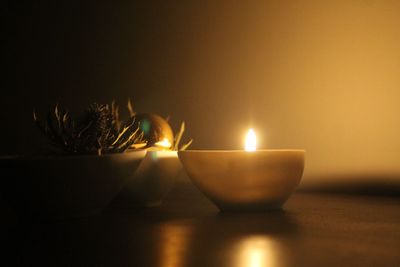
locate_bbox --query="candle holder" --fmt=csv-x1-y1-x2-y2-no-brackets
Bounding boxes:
178,150,305,212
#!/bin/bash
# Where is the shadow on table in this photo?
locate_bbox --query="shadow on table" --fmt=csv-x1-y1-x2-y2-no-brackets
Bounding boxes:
4,181,303,267
5,207,300,267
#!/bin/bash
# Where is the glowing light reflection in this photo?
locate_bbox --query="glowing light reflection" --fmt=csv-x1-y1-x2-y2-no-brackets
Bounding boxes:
159,223,191,267
236,236,278,267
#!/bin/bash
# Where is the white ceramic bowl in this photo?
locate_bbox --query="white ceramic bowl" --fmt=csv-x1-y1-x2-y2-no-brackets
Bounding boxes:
112,150,182,208
178,150,305,211
0,150,146,219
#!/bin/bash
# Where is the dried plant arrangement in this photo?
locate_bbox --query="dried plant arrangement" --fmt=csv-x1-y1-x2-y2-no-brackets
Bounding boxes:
33,99,192,155
33,102,145,155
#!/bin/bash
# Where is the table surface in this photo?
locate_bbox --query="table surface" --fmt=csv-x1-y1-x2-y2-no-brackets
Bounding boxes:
4,182,400,267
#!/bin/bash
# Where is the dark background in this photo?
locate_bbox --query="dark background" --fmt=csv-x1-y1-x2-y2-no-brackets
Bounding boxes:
3,1,400,182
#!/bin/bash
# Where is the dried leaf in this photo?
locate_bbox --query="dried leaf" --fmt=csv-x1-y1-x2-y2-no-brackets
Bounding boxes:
173,121,185,150
127,98,135,117
180,139,193,151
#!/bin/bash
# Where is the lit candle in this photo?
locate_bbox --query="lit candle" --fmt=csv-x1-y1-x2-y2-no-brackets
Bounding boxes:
245,128,257,152
178,128,305,211
154,137,172,150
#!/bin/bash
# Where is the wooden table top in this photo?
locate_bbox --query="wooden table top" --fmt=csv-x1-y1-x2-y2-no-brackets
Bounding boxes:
4,182,400,267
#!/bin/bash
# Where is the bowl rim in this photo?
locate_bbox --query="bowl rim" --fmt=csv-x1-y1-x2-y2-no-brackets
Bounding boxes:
178,149,305,153
0,149,147,161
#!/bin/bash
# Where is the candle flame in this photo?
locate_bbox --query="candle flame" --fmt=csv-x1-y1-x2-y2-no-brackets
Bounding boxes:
245,129,257,152
155,138,172,149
